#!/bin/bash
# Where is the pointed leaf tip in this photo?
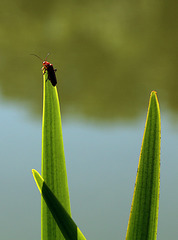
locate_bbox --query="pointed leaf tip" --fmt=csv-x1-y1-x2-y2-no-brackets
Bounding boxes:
150,91,159,105
150,90,157,95
126,91,161,240
32,169,44,193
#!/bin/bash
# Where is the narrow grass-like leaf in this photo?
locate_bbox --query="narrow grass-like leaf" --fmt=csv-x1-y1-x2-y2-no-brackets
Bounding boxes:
32,169,87,240
41,73,71,240
125,91,161,240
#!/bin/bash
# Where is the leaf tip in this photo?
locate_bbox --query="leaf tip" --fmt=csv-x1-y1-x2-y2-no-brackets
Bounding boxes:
32,169,44,193
150,90,157,98
32,168,37,176
150,90,159,101
150,90,160,113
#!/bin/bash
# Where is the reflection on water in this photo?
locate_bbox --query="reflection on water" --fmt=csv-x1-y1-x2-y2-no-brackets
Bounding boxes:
0,0,177,120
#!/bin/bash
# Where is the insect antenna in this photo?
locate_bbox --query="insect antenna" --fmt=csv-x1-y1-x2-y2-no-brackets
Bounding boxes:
30,54,43,62
45,53,50,61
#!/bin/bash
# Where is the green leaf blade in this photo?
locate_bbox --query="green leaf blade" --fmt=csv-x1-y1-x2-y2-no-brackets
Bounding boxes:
41,74,71,240
32,170,87,240
126,91,161,240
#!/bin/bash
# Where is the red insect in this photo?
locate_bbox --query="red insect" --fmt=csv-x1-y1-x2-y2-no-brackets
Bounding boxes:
31,53,57,86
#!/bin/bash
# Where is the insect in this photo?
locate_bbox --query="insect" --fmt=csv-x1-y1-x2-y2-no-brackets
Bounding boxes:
31,53,57,86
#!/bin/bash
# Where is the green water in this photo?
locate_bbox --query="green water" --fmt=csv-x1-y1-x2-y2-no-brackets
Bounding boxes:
0,0,177,120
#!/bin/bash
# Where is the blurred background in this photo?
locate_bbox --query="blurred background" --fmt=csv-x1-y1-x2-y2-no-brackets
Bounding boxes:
0,0,177,239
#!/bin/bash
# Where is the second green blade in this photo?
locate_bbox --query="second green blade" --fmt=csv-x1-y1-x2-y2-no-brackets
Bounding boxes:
126,91,161,240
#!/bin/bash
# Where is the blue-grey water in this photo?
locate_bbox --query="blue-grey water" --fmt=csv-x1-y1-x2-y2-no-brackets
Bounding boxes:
0,98,178,239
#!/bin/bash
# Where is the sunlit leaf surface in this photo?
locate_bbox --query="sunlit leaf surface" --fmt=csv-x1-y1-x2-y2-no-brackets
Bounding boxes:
41,73,71,240
126,91,161,240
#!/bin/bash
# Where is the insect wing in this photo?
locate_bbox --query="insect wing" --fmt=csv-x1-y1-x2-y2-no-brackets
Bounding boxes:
47,65,57,86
